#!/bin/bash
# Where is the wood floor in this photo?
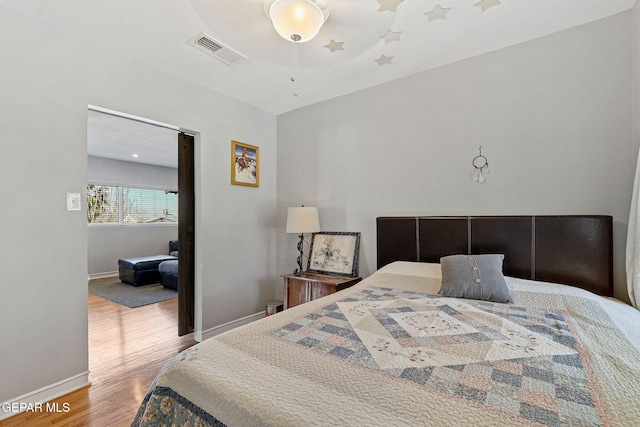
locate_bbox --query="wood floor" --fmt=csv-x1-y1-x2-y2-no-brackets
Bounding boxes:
2,289,197,427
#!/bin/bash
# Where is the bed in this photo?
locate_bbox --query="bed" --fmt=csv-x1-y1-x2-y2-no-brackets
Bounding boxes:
132,215,640,426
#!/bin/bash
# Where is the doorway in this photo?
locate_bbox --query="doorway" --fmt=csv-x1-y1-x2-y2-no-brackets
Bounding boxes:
86,105,196,332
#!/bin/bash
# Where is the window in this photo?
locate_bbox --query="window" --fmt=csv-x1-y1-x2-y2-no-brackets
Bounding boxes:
87,185,178,224
87,185,118,224
123,188,178,223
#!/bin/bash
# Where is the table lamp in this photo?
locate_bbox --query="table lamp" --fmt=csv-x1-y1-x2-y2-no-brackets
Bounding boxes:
286,206,320,275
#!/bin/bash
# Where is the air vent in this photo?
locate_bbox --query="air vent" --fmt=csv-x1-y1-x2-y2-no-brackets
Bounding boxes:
187,32,247,66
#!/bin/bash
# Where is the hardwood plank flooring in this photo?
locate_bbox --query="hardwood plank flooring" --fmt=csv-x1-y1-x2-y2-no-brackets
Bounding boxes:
2,290,197,427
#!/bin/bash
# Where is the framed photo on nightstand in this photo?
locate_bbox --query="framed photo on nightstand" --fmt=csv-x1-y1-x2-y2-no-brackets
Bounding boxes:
307,232,360,277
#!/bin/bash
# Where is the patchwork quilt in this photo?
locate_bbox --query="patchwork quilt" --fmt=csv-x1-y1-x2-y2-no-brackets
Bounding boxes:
132,263,640,427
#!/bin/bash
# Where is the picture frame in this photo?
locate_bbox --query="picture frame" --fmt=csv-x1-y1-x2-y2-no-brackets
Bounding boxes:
231,140,259,187
307,232,361,277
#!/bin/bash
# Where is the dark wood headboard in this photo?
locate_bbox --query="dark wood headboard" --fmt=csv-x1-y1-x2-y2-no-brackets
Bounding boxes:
376,216,613,296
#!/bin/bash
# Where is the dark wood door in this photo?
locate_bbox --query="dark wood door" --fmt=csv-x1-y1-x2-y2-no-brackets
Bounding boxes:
178,132,195,336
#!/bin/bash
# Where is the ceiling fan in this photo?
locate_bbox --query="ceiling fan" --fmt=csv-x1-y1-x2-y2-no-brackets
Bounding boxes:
263,0,330,43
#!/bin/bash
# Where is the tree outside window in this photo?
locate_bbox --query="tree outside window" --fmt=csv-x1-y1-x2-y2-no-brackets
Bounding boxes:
87,184,118,223
87,185,178,224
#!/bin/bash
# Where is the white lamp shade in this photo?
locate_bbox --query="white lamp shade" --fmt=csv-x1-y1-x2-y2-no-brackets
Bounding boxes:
269,0,325,42
286,206,320,233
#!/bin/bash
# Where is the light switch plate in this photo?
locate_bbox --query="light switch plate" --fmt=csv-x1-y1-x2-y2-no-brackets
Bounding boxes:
66,192,81,211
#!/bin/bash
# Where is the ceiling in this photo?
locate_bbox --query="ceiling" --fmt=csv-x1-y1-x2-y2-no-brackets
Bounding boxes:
1,0,635,116
87,109,179,169
5,0,636,168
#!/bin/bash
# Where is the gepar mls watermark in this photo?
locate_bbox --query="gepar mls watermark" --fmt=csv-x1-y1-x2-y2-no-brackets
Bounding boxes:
2,402,71,414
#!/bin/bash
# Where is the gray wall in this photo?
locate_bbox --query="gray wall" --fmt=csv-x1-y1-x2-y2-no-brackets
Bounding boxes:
276,12,633,303
88,155,178,190
0,7,276,408
88,225,178,276
87,156,179,275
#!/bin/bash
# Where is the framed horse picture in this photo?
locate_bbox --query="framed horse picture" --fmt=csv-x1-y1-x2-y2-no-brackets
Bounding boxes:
231,140,259,187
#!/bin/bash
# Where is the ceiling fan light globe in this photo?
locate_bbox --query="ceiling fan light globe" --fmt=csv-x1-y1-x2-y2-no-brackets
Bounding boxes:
269,0,325,43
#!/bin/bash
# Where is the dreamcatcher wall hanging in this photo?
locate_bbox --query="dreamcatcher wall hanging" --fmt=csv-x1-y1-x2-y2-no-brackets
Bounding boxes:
472,146,490,183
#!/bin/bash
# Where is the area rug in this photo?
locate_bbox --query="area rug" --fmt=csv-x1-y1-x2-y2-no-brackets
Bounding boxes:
89,277,177,308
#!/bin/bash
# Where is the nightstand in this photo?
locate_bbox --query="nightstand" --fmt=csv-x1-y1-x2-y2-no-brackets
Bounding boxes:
281,272,362,309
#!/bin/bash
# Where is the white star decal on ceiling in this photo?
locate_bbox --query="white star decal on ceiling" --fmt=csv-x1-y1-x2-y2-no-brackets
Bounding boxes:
474,0,501,12
378,0,404,12
424,4,452,21
324,39,344,53
380,30,402,44
375,55,393,65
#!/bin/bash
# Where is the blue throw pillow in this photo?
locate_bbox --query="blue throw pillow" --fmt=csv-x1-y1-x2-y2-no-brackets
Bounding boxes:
439,254,513,303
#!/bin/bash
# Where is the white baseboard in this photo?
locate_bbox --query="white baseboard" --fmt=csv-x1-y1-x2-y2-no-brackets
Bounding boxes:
0,372,90,421
88,271,118,280
196,311,265,342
